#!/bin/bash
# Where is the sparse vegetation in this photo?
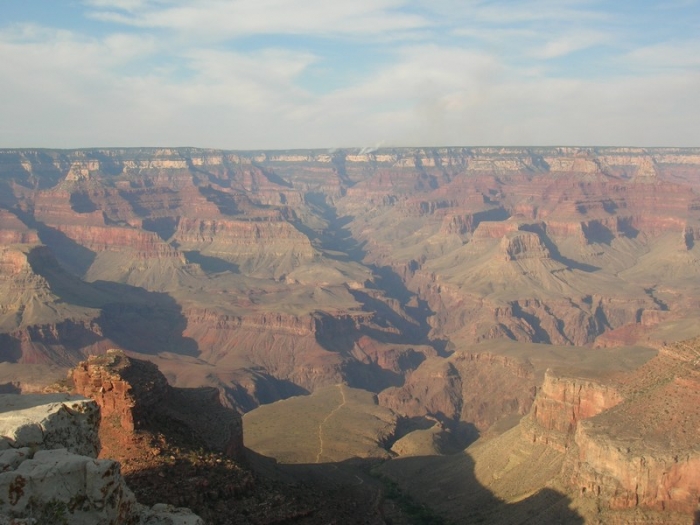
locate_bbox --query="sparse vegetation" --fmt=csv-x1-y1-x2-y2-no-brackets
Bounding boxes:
26,498,69,525
373,472,449,525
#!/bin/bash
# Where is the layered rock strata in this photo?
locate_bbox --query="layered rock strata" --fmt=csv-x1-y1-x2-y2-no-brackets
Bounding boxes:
521,340,700,521
562,342,700,518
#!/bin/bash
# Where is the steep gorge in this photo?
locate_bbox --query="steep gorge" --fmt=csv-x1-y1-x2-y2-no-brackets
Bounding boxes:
2,146,700,522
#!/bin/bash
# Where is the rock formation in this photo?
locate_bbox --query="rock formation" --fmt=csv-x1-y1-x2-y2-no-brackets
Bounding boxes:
71,350,244,460
379,350,536,433
382,338,700,524
0,394,100,457
562,340,700,520
504,339,700,521
3,147,700,389
0,393,203,524
66,351,403,524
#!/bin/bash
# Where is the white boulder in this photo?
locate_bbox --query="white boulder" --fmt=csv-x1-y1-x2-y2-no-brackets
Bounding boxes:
0,394,99,457
0,448,138,525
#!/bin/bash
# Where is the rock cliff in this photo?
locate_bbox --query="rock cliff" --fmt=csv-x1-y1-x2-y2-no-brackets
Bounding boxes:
379,350,537,434
529,370,623,450
380,339,699,524
469,338,700,523
562,340,700,519
71,350,244,460
0,393,203,524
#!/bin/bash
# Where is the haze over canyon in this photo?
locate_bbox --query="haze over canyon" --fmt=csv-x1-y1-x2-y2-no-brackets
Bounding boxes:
1,146,700,524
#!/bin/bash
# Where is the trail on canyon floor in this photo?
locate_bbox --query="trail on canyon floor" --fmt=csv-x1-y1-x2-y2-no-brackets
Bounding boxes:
315,384,347,463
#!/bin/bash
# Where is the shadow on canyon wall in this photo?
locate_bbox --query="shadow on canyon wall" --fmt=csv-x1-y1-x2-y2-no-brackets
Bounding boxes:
24,246,199,358
96,293,199,357
13,210,97,277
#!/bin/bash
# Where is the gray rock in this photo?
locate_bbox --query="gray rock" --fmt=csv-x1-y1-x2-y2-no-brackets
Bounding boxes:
0,393,203,525
0,448,138,525
0,394,100,457
141,504,205,524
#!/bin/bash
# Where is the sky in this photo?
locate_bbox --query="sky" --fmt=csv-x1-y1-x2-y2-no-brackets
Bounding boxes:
0,0,698,150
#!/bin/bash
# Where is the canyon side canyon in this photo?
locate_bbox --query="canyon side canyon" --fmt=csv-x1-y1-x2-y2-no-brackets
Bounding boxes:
1,146,700,523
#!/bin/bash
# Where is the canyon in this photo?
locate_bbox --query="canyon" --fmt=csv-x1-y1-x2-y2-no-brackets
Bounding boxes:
1,146,700,523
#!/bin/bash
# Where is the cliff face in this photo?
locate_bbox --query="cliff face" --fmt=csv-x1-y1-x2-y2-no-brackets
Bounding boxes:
0,245,107,365
379,351,537,433
503,339,700,521
71,350,244,460
405,339,700,525
530,370,623,449
568,417,700,513
561,342,700,517
0,210,39,244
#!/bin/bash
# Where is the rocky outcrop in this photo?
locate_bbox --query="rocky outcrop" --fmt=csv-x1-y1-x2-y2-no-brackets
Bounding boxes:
499,231,550,261
529,370,623,450
182,307,420,395
379,351,536,432
0,392,202,525
65,352,385,524
472,220,521,240
71,350,244,460
348,335,437,374
407,340,699,524
184,308,317,337
561,342,700,517
505,340,700,521
567,417,700,513
0,211,39,245
0,394,100,457
0,447,141,525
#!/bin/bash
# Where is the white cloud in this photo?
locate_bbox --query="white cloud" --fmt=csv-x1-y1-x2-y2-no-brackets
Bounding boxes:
84,0,430,39
415,0,607,26
83,0,150,11
0,2,698,148
531,30,611,59
279,42,700,148
622,40,700,69
0,23,318,147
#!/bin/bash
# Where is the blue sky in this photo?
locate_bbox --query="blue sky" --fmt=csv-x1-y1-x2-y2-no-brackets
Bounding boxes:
0,0,698,149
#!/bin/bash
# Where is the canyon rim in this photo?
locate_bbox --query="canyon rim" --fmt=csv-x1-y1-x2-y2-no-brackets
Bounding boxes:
1,146,700,524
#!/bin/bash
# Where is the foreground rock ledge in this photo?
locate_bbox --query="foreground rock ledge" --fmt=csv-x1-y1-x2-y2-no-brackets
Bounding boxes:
0,393,203,525
0,393,100,457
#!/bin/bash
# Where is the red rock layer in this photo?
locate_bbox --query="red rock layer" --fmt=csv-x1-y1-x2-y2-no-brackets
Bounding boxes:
72,350,244,460
529,370,623,451
520,340,700,519
0,210,39,244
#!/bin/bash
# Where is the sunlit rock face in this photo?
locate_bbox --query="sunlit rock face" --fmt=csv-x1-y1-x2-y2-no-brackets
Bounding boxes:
71,350,244,460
